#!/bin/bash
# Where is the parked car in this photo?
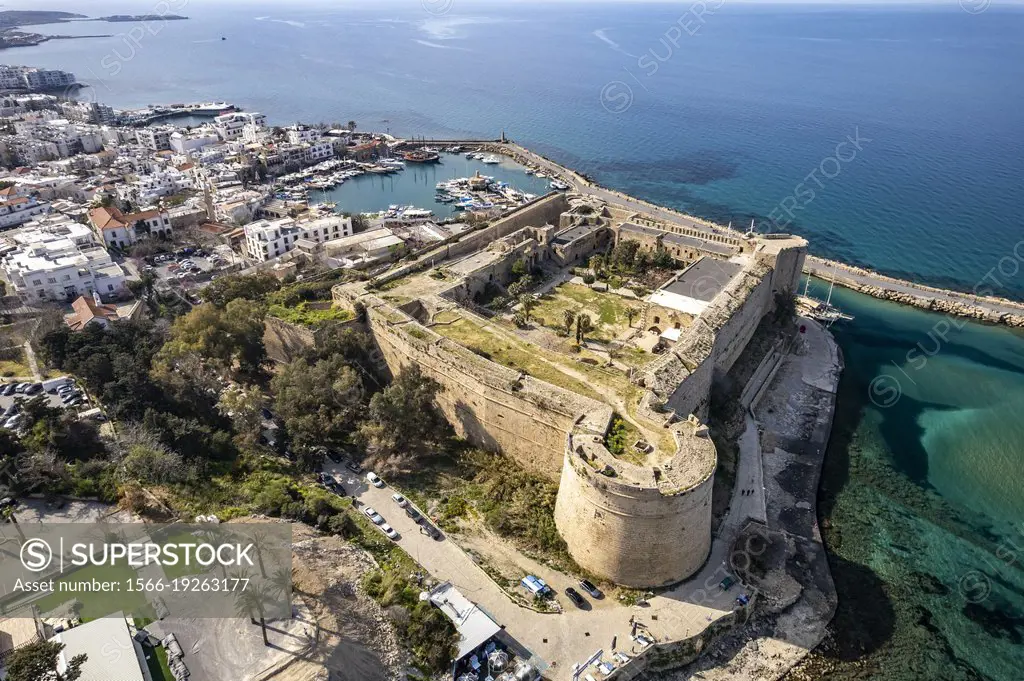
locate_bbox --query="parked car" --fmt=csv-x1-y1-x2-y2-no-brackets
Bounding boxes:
579,579,603,599
380,524,399,540
366,472,384,488
23,383,42,395
391,493,408,508
3,414,24,430
363,507,384,525
421,523,442,541
14,383,29,394
345,459,362,473
405,506,422,522
564,587,586,608
61,391,81,403
1,383,17,396
324,449,342,463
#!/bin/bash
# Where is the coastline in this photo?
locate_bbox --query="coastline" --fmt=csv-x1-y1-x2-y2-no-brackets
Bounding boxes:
467,138,1024,331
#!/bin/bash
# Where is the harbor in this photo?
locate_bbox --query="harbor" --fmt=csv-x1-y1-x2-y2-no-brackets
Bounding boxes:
307,151,553,219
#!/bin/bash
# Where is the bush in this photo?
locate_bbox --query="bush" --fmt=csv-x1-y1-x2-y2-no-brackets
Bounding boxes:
582,273,596,285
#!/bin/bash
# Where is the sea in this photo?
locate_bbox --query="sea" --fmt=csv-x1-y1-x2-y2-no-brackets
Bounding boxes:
7,1,1024,678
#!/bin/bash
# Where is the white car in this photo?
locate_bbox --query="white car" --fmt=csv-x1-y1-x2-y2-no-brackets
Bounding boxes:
391,493,407,507
363,507,384,525
381,524,399,540
366,472,385,488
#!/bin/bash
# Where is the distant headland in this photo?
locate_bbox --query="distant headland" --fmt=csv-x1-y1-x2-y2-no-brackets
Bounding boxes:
0,10,188,50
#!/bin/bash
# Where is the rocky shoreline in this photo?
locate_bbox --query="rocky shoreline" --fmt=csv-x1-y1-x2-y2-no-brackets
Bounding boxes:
806,259,1024,328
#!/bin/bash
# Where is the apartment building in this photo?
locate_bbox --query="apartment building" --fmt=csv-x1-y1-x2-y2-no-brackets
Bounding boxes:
89,205,172,248
244,214,353,262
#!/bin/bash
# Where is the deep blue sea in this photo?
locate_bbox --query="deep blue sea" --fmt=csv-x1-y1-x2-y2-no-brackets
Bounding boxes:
7,2,1024,678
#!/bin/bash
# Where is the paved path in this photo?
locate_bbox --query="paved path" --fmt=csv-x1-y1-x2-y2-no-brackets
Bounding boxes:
806,255,1024,318
327,463,751,680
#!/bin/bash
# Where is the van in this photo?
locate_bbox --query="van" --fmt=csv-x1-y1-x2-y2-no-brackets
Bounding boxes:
43,377,72,393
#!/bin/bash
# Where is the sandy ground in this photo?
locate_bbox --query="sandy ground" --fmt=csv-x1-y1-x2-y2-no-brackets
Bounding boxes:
148,522,404,681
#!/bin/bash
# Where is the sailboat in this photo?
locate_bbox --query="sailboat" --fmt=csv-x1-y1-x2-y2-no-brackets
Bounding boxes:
800,266,854,326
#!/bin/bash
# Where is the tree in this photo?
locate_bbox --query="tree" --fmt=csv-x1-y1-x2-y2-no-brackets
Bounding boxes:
611,240,640,271
518,294,536,323
575,313,593,346
359,365,447,465
562,309,576,336
155,299,268,382
346,120,357,132
271,355,364,450
217,384,265,447
201,273,280,308
6,640,86,681
626,307,638,328
233,582,272,646
510,258,528,280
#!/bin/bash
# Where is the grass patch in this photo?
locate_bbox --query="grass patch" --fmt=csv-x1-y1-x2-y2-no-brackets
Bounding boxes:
268,302,353,328
530,283,637,342
32,562,153,620
142,642,175,681
434,317,603,400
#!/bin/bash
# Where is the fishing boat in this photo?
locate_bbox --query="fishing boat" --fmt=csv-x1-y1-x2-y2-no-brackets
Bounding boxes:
402,149,441,163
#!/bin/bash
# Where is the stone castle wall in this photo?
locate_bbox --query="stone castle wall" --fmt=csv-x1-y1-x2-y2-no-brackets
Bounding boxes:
363,297,606,478
553,435,715,588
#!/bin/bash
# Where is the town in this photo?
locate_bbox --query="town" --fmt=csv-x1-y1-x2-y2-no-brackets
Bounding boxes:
0,65,842,681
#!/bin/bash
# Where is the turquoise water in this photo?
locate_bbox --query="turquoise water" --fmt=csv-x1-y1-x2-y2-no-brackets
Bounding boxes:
312,152,553,216
813,279,1024,680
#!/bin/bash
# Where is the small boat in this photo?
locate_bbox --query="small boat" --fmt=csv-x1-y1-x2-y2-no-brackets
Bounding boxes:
481,154,501,164
550,181,569,191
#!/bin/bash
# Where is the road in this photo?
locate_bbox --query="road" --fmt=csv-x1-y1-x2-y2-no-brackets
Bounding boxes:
322,462,754,681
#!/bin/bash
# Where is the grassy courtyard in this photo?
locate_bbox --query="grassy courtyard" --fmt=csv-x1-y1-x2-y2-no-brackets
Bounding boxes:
530,283,636,342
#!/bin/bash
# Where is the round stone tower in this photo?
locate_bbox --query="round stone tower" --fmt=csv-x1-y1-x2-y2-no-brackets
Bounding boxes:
553,415,716,588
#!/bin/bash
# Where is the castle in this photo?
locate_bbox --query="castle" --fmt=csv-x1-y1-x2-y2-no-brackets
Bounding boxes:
335,192,806,588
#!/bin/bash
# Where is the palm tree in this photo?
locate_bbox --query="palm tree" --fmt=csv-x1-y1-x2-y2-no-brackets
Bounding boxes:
346,120,357,133
562,309,576,336
233,582,272,646
518,294,537,323
249,528,270,579
575,313,593,346
269,564,292,601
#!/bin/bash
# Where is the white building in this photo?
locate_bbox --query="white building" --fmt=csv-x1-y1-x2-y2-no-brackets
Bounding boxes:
135,125,175,151
286,125,321,145
213,111,267,141
0,66,76,92
1,223,127,302
48,614,147,681
244,214,353,262
89,206,172,249
170,129,221,154
0,196,50,229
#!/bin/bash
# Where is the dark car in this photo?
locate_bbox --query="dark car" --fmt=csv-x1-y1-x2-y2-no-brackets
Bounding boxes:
1,383,16,396
421,523,442,540
345,459,362,473
323,449,341,464
405,506,422,522
579,579,602,598
23,383,43,395
564,587,586,608
260,407,274,421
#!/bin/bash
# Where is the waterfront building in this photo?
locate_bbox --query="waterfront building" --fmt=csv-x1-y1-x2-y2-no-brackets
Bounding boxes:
213,111,267,141
244,214,353,262
0,65,76,92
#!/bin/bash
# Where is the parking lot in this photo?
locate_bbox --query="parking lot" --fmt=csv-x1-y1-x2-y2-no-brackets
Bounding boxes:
0,378,91,427
139,246,239,292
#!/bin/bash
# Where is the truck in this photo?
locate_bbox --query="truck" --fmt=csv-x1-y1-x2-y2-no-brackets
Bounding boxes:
42,376,72,393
